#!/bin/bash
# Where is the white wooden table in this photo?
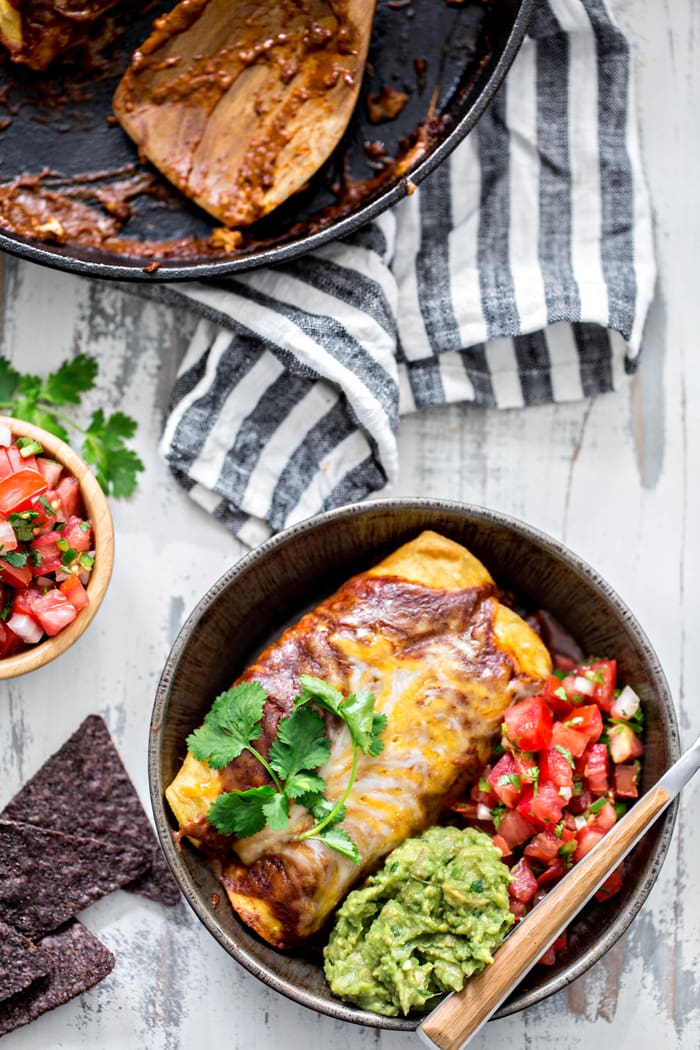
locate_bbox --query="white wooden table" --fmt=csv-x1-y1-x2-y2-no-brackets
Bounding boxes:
1,0,698,1046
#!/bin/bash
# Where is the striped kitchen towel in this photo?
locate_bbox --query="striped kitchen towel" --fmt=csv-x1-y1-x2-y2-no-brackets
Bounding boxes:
151,0,656,549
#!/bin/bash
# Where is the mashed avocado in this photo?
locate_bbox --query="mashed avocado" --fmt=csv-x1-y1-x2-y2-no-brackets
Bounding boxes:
323,825,513,1016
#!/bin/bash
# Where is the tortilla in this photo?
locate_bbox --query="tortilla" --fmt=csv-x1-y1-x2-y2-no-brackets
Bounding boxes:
0,819,149,939
0,920,52,1003
1,714,179,906
0,920,114,1038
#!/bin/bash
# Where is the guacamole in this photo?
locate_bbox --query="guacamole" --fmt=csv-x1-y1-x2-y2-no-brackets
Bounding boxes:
323,825,513,1017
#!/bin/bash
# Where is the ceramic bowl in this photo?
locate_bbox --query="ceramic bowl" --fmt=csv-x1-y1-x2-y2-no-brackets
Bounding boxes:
150,499,679,1028
0,416,114,679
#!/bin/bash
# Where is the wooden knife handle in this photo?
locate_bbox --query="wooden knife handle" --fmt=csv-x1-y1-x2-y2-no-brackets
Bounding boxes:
419,782,672,1050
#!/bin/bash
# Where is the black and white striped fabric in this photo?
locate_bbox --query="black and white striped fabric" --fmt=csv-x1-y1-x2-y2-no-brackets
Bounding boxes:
153,0,655,548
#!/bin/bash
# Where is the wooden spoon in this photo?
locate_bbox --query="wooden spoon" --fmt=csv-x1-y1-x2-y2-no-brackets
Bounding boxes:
418,732,700,1050
113,0,376,229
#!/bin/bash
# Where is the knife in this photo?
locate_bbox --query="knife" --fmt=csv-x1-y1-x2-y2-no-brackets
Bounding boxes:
418,733,700,1050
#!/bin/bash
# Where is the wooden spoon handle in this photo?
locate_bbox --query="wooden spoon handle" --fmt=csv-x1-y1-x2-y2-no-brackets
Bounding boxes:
419,782,672,1050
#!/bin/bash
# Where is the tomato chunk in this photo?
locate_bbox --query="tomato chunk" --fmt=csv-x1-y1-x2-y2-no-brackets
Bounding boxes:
31,590,78,636
583,742,609,794
487,754,522,808
613,762,641,798
517,781,565,829
0,469,48,515
504,696,553,751
551,721,588,759
509,858,538,904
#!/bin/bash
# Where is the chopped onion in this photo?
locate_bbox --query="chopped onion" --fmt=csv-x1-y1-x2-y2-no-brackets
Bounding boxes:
476,803,493,822
611,684,641,720
0,519,18,551
573,675,596,697
0,423,11,447
7,613,43,645
574,814,588,831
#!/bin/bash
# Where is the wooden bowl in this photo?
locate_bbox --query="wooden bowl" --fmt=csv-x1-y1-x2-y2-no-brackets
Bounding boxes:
0,416,114,679
150,499,680,1028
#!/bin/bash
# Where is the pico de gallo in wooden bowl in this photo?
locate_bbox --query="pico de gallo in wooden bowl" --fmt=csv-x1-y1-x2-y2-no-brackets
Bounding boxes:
452,654,645,968
0,416,114,679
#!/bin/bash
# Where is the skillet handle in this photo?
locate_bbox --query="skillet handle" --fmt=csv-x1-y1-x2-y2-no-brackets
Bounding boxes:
418,782,672,1050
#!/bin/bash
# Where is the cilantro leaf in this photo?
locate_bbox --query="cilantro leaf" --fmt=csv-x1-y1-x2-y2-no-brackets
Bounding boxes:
341,689,387,756
207,786,276,838
0,358,20,402
0,550,28,568
42,354,97,405
298,675,344,715
312,825,360,863
187,682,267,769
284,770,327,799
297,792,344,824
0,354,143,497
262,791,290,832
82,409,144,498
268,705,330,782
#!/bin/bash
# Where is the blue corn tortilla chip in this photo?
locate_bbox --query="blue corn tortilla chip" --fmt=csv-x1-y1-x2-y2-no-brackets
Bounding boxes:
0,920,114,1038
1,714,179,906
0,921,52,1003
0,819,149,940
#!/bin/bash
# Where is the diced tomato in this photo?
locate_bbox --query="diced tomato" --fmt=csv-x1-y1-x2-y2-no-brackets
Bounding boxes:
0,448,12,479
574,826,605,864
563,704,603,744
536,858,568,887
577,660,617,712
590,800,617,833
11,585,43,617
0,469,48,515
543,674,575,715
497,808,536,849
517,781,565,829
488,753,522,808
0,558,32,587
608,723,644,764
583,742,609,794
503,696,553,751
508,857,538,904
61,515,93,553
29,532,62,577
491,833,512,859
551,721,588,759
594,864,624,902
31,590,78,636
513,752,540,785
567,783,593,815
0,620,23,658
538,931,567,966
7,445,38,473
539,747,574,791
54,475,83,520
524,830,561,864
613,762,640,799
36,457,64,488
59,574,89,610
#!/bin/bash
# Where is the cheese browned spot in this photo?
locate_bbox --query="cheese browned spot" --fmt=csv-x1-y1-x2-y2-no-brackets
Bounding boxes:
166,531,552,949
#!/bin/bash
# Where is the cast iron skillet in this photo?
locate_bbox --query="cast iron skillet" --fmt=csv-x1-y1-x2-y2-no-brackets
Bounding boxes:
0,0,532,281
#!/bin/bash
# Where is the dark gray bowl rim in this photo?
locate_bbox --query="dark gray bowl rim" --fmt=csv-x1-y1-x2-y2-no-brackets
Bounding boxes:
149,497,680,1029
0,0,534,282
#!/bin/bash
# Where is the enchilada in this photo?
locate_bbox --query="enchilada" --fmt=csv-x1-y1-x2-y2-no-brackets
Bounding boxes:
166,530,551,949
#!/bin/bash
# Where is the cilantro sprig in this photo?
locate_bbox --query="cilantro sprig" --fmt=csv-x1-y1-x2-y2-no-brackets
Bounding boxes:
187,675,387,863
0,354,144,498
